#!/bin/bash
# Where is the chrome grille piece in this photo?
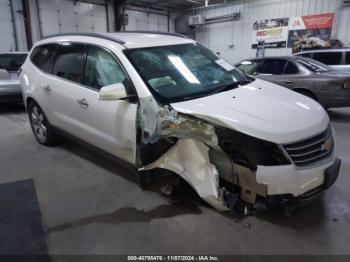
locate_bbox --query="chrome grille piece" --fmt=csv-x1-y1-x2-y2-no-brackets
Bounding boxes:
283,125,334,167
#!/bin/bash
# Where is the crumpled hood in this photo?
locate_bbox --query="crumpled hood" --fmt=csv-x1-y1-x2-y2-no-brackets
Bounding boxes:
171,79,329,144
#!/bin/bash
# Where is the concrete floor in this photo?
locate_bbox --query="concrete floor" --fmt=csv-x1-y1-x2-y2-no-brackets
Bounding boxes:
0,104,350,255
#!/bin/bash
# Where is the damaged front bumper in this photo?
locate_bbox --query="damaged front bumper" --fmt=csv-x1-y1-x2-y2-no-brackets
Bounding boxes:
267,158,341,208
256,154,339,197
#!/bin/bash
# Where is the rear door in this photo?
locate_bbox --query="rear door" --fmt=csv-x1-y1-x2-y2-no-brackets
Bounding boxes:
48,42,88,136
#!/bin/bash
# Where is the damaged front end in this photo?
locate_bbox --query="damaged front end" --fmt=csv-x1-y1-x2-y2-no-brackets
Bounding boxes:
137,104,290,214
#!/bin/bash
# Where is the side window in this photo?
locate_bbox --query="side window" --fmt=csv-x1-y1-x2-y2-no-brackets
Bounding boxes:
300,53,313,59
283,61,299,74
30,44,57,73
313,52,342,65
52,43,86,83
83,46,127,90
236,60,261,75
257,59,287,75
346,52,350,65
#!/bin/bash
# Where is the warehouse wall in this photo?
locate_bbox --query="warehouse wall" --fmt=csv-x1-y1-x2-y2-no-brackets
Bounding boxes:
194,0,350,64
124,8,170,32
0,0,174,52
0,0,112,52
0,0,27,51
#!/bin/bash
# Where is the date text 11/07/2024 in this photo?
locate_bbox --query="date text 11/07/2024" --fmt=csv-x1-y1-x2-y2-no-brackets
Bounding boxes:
127,256,220,261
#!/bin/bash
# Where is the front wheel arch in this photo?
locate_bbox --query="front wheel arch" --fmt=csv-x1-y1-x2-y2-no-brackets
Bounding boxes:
292,88,318,102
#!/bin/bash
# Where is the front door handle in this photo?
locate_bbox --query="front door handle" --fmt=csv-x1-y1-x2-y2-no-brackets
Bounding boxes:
77,98,89,107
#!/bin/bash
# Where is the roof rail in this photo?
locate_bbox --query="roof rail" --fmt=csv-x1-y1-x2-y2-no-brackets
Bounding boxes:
119,30,190,39
42,33,126,45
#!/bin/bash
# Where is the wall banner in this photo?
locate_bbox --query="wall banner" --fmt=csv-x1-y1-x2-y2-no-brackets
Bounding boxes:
287,13,335,53
252,18,289,49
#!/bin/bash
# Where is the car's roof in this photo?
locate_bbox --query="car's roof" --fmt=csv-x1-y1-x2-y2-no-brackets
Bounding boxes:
41,32,195,49
0,52,28,55
236,56,296,64
235,56,325,67
295,48,350,55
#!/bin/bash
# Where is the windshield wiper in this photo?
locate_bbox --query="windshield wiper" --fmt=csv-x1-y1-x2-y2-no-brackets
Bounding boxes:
211,79,253,95
179,79,253,102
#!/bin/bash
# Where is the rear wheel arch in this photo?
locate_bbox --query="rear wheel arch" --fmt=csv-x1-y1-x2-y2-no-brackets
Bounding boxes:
26,97,36,107
27,100,57,146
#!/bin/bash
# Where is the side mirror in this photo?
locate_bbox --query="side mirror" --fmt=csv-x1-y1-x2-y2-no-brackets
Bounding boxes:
99,82,128,101
0,69,10,80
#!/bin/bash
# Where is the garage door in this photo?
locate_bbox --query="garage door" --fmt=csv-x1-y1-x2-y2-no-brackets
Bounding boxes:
125,10,168,32
37,0,108,37
0,0,16,51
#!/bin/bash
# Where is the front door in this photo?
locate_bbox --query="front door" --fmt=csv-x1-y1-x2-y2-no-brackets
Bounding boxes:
76,45,138,163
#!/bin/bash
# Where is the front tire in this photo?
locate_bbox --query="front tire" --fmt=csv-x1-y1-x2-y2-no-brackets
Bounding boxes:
28,102,57,146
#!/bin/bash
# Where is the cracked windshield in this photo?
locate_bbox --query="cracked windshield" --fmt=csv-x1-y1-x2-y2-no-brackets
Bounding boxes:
125,43,249,102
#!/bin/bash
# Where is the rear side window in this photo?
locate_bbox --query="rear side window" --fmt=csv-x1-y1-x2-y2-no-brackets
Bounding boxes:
30,44,57,73
299,53,313,59
83,46,127,90
257,59,287,75
52,43,86,83
313,52,342,65
283,61,299,74
346,52,350,65
0,54,27,71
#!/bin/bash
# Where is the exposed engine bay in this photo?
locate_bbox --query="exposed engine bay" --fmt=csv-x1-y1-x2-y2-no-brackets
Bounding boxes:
136,104,290,215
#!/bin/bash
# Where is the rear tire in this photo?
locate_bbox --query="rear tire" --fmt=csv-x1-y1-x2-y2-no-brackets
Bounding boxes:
28,102,57,146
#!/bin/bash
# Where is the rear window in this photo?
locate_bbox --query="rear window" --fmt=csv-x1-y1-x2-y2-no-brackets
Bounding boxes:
31,44,58,73
313,52,342,65
0,54,27,72
296,58,329,72
283,61,299,74
346,52,350,65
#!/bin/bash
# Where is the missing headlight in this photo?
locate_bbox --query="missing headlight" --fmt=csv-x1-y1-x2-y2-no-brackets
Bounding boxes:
215,127,290,170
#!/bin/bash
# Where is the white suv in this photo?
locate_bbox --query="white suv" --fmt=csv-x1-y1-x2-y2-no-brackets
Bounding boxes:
20,32,340,213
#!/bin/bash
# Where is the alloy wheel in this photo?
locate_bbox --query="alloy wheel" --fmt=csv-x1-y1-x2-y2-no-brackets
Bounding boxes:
31,105,47,143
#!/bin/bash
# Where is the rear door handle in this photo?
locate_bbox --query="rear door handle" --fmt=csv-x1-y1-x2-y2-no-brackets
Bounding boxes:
77,98,89,107
41,85,51,92
284,80,293,84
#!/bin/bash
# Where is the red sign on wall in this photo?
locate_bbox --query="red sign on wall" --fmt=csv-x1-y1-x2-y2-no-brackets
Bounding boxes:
301,13,335,29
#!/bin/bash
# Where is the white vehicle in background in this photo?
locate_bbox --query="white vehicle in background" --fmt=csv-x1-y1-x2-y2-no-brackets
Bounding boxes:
19,32,340,215
0,52,27,104
295,48,350,71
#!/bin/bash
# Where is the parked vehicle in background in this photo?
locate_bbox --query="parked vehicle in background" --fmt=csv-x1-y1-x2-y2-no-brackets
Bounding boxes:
235,56,350,108
295,49,350,71
20,33,340,214
0,52,28,104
